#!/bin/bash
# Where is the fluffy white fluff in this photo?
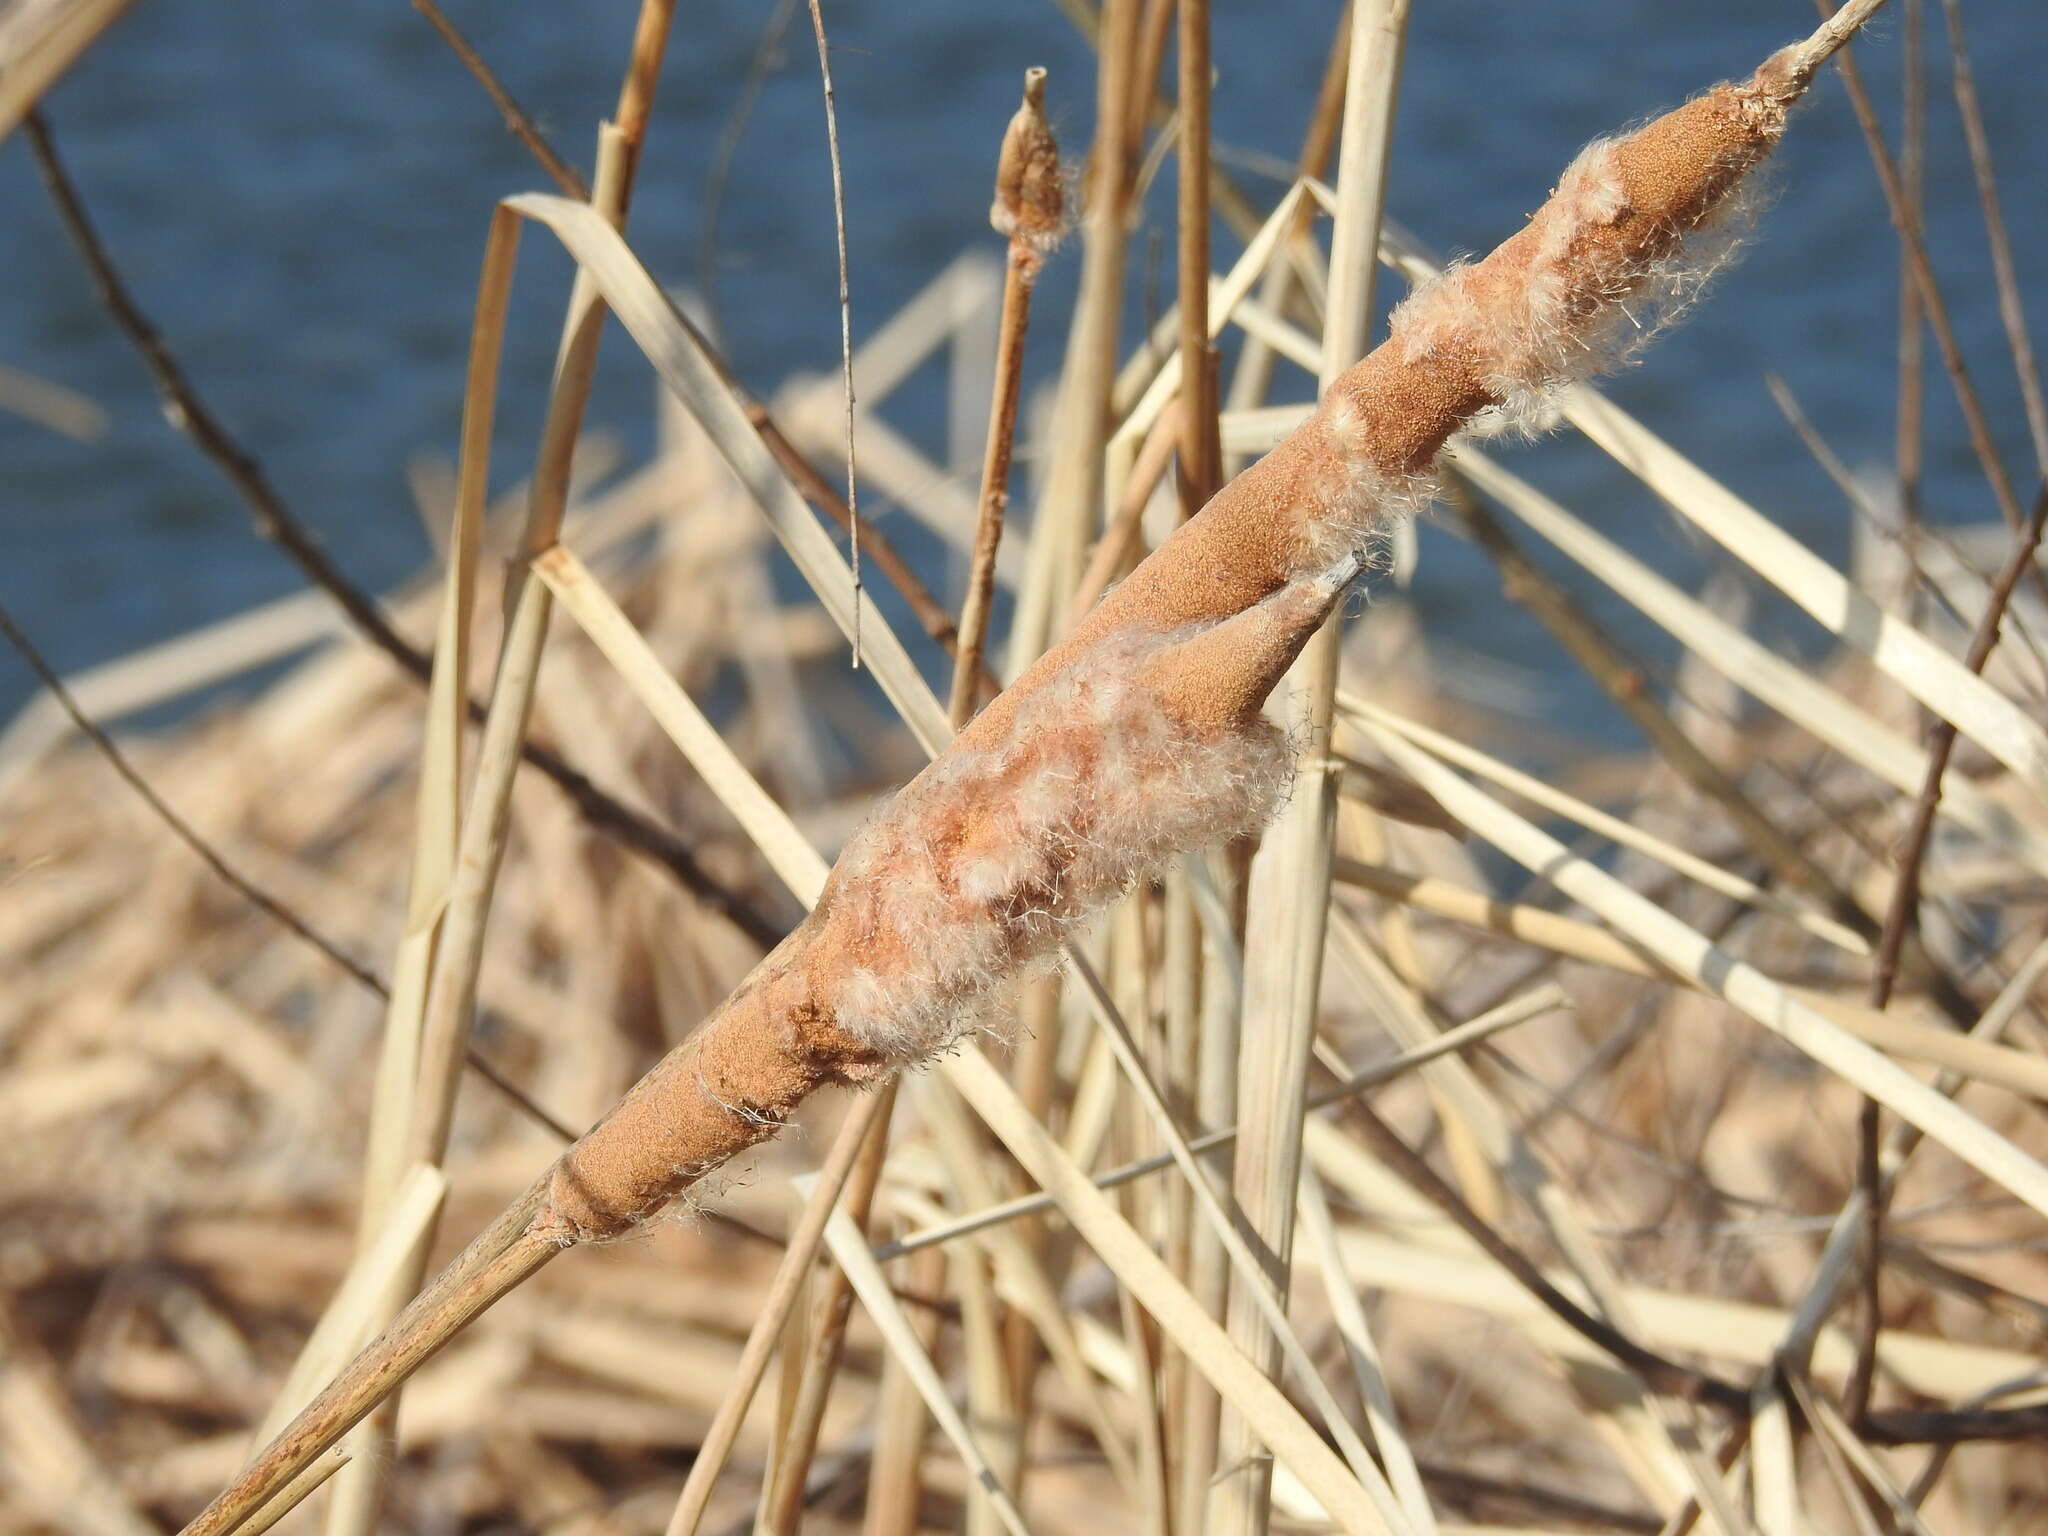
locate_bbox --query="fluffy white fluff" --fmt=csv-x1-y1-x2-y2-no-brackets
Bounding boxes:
1388,136,1764,443
824,626,1294,1063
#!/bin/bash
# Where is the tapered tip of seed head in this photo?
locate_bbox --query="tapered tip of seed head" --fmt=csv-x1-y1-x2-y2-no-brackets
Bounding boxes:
1140,562,1360,731
991,65,1064,254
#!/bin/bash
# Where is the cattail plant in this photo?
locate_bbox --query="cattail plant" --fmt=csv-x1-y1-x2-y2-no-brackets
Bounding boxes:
177,13,1888,1535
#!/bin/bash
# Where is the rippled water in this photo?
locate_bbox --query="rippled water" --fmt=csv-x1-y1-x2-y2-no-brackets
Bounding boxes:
3,1,2042,734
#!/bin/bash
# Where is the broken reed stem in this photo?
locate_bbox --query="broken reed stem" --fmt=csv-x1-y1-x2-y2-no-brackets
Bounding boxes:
327,60,661,1535
1008,0,1140,667
763,77,1062,1477
1175,0,1221,515
742,83,1061,1521
951,68,1062,725
178,26,1882,1534
755,1081,901,1535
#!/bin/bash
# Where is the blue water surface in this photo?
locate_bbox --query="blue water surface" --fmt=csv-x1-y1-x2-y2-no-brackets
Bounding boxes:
2,0,2042,738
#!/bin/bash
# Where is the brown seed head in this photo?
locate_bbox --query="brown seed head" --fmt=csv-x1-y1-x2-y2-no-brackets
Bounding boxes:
991,66,1064,258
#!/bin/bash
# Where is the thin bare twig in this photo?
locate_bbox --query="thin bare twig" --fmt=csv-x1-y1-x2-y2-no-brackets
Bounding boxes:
696,0,804,333
745,401,999,697
0,603,384,997
408,0,588,198
805,0,864,668
1938,0,2048,479
1818,0,2030,538
1343,1099,1750,1416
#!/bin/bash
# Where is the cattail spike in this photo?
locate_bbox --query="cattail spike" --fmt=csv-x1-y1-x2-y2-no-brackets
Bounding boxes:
991,65,1064,258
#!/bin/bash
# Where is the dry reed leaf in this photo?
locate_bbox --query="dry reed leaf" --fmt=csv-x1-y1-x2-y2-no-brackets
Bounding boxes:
811,1198,1030,1536
1559,383,2048,804
1113,180,1317,450
235,1453,348,1536
502,192,951,754
1363,720,2048,1218
536,547,828,904
1749,1379,1800,1536
941,1048,1404,1536
1295,1167,1438,1535
1344,696,1867,954
1450,443,2048,881
1333,1230,2041,1403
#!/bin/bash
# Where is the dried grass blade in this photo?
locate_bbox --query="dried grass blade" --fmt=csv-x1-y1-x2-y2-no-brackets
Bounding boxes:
1748,1380,1800,1536
938,1048,1395,1536
1450,444,2048,882
1217,9,1407,1527
1357,720,2048,1222
1113,181,1314,450
534,546,828,904
1342,697,1867,955
237,1454,349,1536
876,987,1563,1260
1558,384,2048,804
502,193,951,754
1057,955,1419,1533
812,1198,1030,1536
256,1165,448,1444
914,1077,1140,1494
1294,1168,1437,1534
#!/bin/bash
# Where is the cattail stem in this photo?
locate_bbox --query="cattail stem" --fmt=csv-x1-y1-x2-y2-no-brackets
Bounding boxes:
178,1188,554,1536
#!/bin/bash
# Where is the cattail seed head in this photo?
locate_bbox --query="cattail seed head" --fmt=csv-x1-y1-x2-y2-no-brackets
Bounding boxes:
991,66,1064,259
536,41,1834,1248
